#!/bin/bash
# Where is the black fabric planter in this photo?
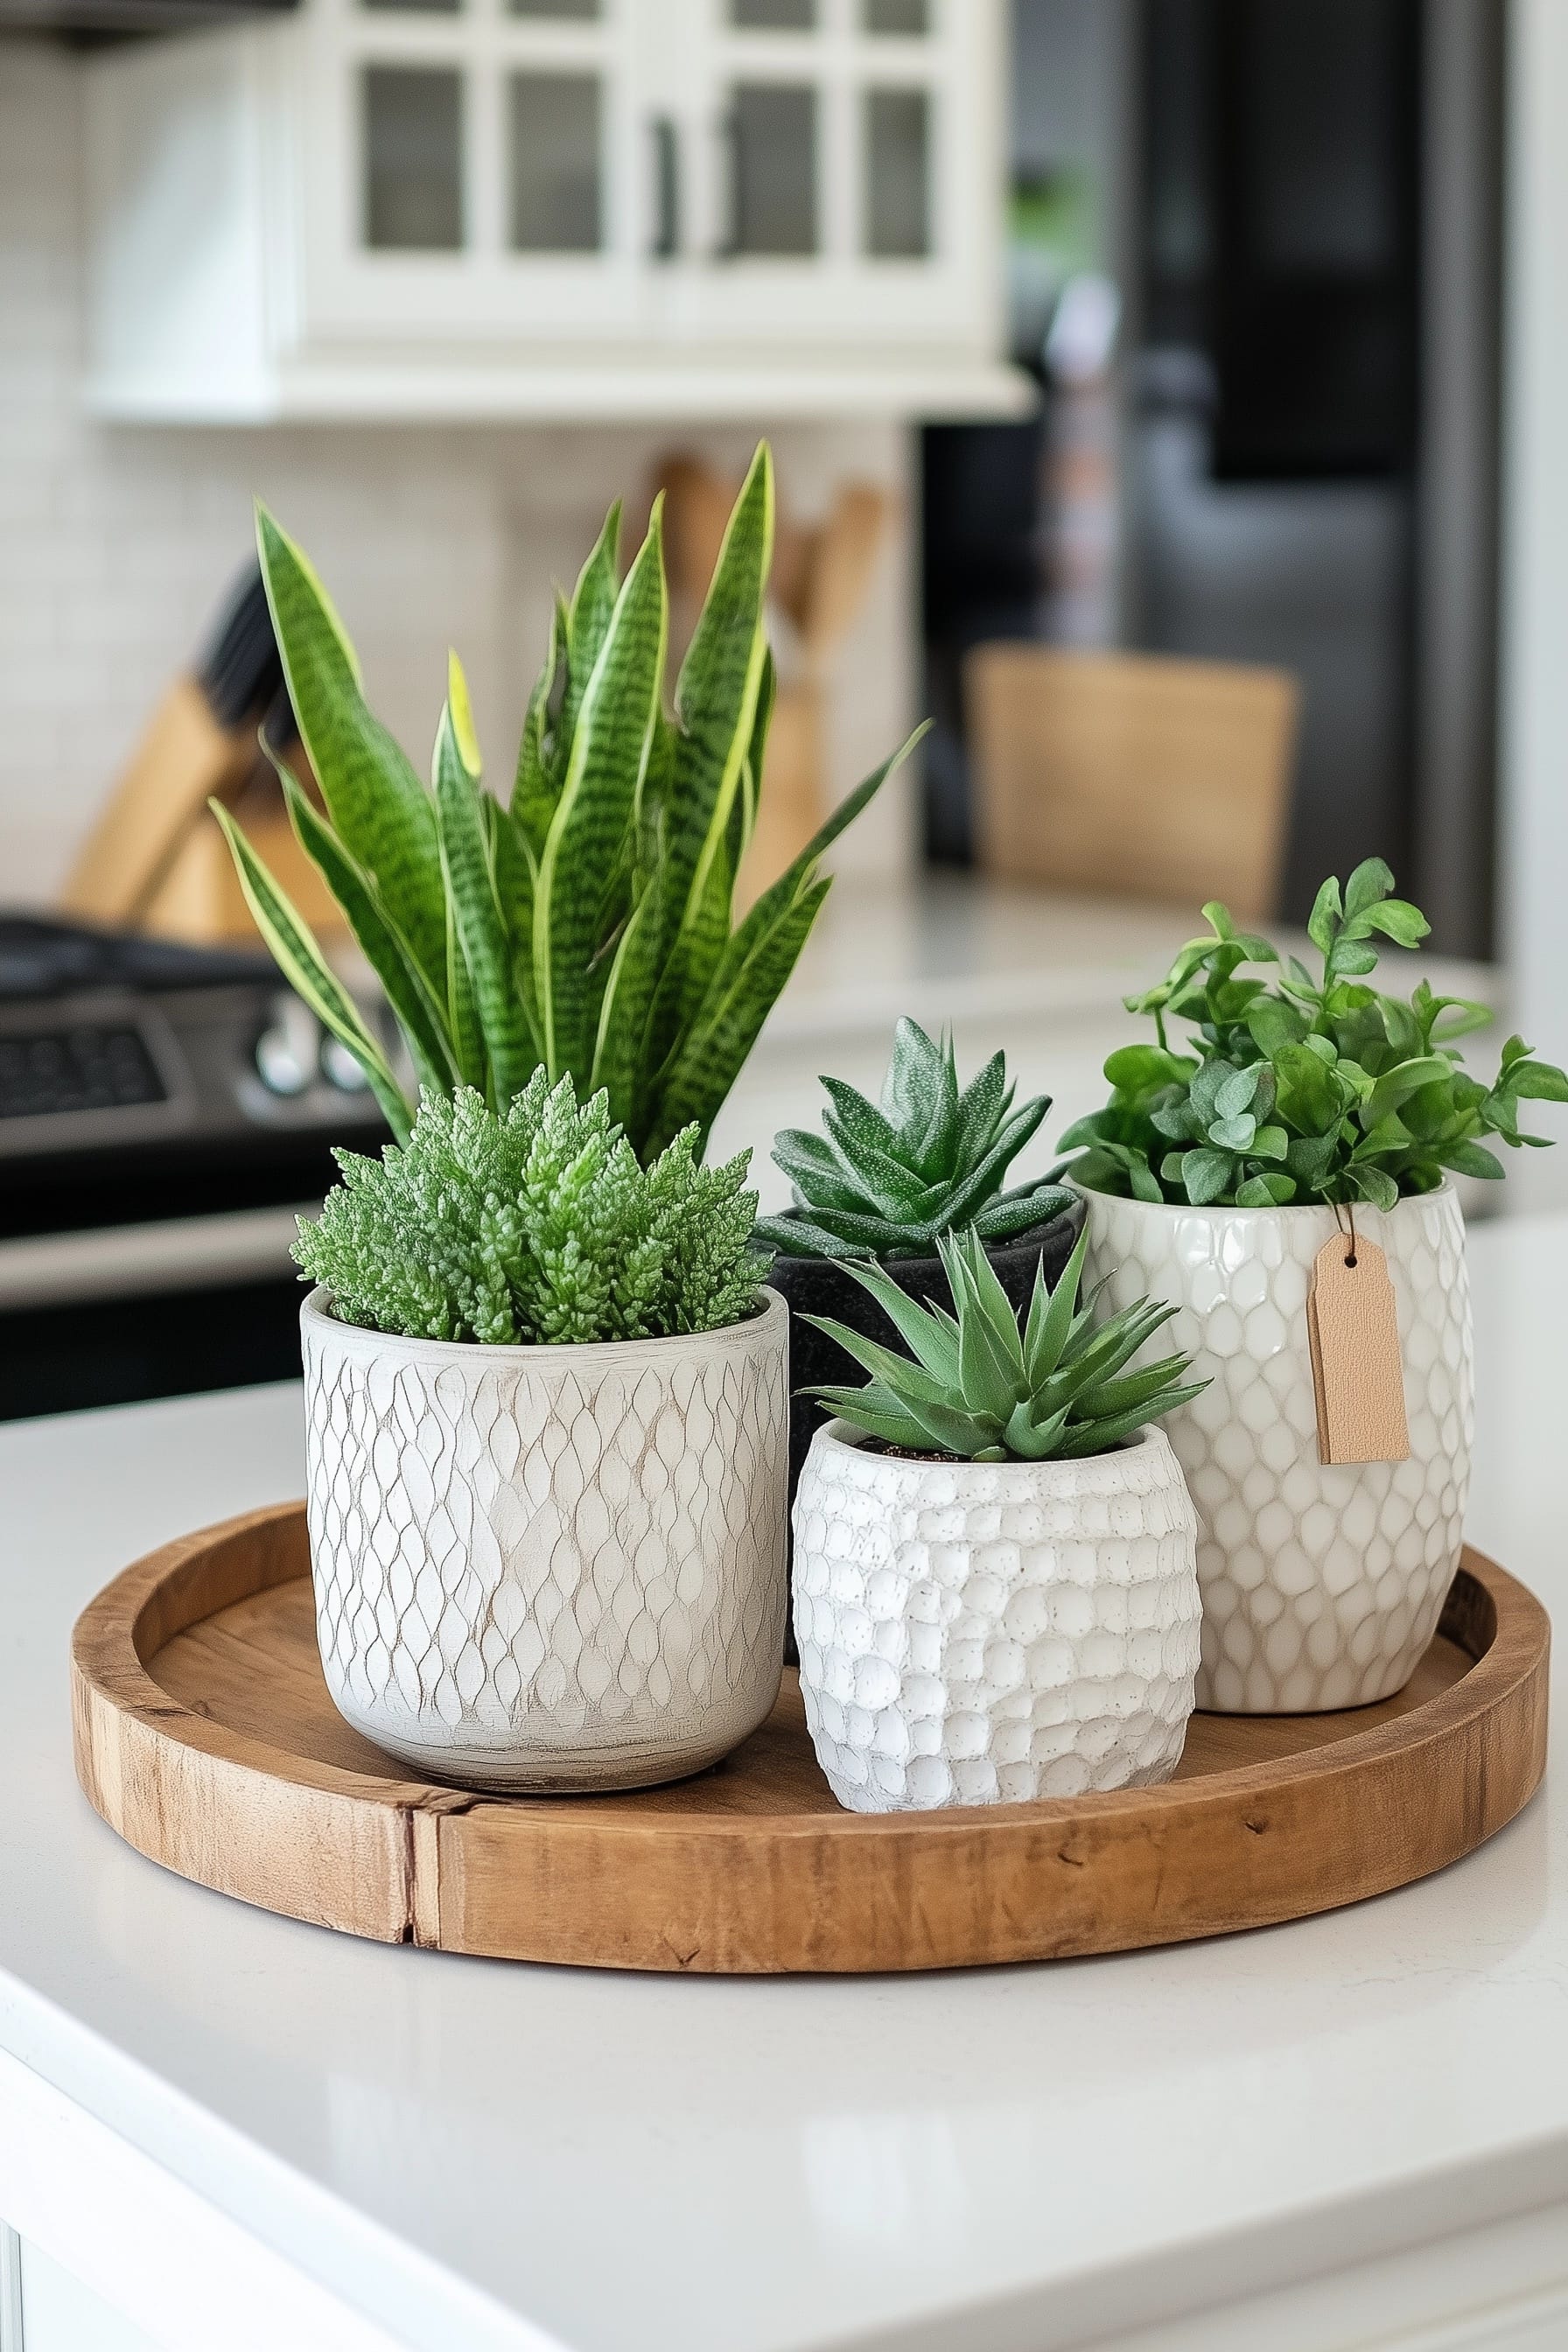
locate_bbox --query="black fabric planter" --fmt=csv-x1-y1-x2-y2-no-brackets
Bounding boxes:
766,1200,1082,1657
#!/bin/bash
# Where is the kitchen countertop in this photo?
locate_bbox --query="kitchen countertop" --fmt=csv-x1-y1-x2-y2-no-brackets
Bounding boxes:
0,1214,1565,2351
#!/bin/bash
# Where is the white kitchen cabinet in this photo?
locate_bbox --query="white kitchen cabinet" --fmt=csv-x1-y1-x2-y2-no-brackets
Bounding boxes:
82,0,1027,421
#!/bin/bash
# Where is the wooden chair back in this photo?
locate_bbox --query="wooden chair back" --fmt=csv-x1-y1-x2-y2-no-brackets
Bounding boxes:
966,644,1299,920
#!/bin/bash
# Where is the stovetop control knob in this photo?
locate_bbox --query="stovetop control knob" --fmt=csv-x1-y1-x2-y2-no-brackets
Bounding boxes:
320,1034,370,1094
253,993,319,1098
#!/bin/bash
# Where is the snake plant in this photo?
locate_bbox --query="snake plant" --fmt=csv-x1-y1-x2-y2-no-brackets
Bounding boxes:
756,1018,1073,1259
805,1224,1205,1462
213,444,922,1158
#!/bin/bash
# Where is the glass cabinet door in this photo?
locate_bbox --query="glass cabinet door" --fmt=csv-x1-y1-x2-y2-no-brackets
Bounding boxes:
297,0,648,346
648,0,985,351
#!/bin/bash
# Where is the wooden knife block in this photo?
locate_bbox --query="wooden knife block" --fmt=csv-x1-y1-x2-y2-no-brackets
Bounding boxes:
60,677,343,946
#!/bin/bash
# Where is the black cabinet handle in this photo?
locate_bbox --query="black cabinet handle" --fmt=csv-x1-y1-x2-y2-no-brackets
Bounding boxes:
649,115,678,259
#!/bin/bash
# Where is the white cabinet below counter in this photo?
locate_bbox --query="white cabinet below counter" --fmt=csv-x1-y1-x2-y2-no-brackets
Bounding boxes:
82,0,1029,423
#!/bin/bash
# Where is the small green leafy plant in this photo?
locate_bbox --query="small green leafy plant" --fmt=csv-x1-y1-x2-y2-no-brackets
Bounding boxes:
214,444,921,1160
1060,860,1568,1210
804,1224,1204,1462
756,1018,1073,1260
297,1073,765,1347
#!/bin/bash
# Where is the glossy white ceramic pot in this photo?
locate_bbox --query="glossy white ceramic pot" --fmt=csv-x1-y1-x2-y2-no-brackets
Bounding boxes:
1079,1186,1473,1713
791,1421,1200,1812
300,1286,789,1791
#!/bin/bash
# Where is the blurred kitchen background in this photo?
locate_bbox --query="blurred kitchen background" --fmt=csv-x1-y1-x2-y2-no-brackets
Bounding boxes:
3,0,1567,1417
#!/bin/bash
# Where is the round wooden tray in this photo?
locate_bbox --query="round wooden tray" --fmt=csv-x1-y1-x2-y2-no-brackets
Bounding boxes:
71,1502,1550,1973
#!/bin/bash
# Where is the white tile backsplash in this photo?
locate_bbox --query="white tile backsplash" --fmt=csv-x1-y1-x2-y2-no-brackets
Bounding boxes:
0,39,914,904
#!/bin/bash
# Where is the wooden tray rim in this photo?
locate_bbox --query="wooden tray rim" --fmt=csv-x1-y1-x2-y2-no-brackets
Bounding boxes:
74,1499,1546,1840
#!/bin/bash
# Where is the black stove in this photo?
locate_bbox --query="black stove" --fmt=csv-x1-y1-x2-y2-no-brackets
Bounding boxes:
0,915,390,1418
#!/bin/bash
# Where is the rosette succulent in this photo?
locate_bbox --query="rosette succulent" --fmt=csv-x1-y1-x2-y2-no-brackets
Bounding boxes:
756,1018,1073,1260
805,1224,1204,1463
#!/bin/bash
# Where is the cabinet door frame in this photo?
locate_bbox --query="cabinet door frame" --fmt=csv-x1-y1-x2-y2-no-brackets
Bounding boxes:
649,0,1003,353
291,0,651,347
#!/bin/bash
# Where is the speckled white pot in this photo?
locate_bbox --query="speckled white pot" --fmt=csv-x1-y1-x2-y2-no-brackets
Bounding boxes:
1079,1186,1473,1714
300,1287,788,1792
791,1422,1200,1812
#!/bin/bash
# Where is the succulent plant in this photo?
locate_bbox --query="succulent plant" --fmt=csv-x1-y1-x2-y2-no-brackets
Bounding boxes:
296,1073,765,1347
755,1018,1073,1260
214,444,922,1161
1060,861,1568,1209
803,1224,1205,1463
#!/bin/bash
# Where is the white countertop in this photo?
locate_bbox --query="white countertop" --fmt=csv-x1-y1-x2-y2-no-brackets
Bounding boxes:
1,1214,1566,2352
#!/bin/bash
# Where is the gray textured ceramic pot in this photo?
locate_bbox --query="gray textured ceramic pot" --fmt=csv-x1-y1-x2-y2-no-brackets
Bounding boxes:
300,1287,789,1792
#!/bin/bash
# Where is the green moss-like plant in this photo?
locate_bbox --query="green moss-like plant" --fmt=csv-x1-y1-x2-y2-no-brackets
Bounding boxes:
805,1225,1204,1463
296,1074,766,1347
1060,860,1568,1210
214,444,923,1161
756,1017,1072,1260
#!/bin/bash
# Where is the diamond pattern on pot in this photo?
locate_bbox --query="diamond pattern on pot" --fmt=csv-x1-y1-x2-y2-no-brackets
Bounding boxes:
792,1424,1201,1812
303,1295,789,1790
1080,1187,1473,1713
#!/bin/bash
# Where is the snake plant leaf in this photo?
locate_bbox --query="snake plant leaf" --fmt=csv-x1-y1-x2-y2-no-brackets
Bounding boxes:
511,607,563,860
559,500,622,765
534,500,668,1088
207,799,411,1141
733,644,776,872
648,444,774,1060
433,655,534,1110
647,876,829,1155
255,505,446,994
655,724,922,1159
276,763,456,1100
589,867,679,1137
444,887,488,1093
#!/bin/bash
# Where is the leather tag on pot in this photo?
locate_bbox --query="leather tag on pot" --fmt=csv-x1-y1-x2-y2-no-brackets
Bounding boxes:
1306,1236,1411,1466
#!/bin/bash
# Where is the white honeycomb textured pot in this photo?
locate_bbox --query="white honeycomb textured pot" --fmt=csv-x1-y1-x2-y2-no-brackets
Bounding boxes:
1078,1186,1473,1714
300,1286,788,1792
791,1422,1200,1812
